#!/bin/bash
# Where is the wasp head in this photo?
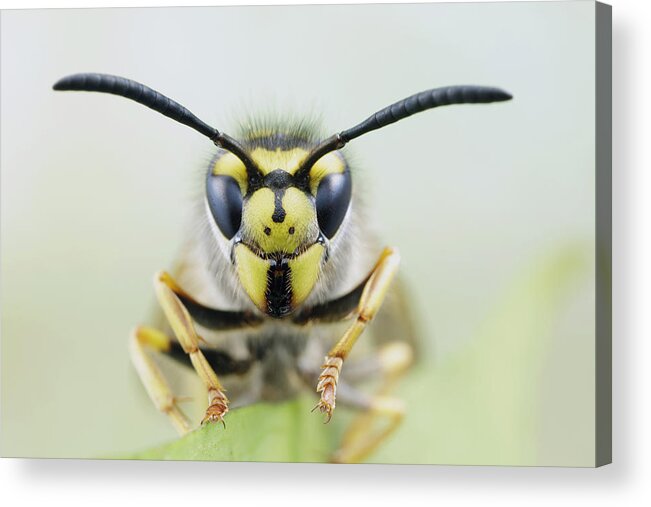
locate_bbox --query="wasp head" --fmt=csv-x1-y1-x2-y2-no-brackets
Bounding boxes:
206,136,352,318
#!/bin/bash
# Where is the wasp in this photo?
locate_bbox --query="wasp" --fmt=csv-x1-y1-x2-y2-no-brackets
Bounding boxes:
53,73,511,462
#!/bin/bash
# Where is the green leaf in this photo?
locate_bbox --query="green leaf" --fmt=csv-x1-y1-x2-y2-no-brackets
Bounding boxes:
130,395,342,462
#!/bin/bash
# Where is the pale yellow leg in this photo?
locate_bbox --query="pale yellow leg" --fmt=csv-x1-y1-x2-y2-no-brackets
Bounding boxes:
154,271,229,426
333,397,405,464
129,325,191,435
315,247,401,421
333,341,414,463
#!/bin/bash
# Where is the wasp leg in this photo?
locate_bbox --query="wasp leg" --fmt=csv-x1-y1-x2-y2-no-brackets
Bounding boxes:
129,325,191,435
332,388,405,464
331,341,413,463
131,271,260,432
314,247,400,421
153,271,230,427
130,326,255,433
333,393,405,464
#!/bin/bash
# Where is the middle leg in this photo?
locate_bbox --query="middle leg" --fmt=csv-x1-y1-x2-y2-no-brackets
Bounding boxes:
332,341,413,463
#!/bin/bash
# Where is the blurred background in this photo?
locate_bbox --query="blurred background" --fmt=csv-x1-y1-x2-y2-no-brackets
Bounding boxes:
1,2,596,465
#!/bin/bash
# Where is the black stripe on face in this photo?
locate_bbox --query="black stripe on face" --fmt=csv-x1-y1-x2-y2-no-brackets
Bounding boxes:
264,169,294,224
272,189,287,223
266,255,293,318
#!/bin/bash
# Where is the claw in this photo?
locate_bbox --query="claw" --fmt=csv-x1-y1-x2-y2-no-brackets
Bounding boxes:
201,388,229,428
201,410,226,425
319,402,334,423
311,399,334,423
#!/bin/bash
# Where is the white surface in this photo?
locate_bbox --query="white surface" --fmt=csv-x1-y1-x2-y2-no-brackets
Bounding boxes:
0,0,649,505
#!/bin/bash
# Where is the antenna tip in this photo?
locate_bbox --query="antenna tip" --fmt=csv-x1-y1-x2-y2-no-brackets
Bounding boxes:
495,89,513,101
52,76,70,91
53,73,88,91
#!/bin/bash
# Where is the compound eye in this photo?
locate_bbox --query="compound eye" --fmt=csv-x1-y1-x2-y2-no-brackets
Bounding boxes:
315,171,352,239
206,174,242,239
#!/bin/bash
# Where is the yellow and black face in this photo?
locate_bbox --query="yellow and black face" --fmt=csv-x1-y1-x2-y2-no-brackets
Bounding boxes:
206,133,352,318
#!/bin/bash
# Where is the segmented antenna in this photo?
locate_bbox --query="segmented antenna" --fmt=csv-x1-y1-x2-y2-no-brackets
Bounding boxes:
53,73,262,182
297,85,513,178
53,73,217,138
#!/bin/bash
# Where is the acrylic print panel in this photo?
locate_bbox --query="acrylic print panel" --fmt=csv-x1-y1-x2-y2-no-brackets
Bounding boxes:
0,1,611,466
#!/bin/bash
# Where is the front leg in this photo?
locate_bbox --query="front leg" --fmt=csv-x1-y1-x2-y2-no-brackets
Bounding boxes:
314,247,400,421
152,271,260,427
